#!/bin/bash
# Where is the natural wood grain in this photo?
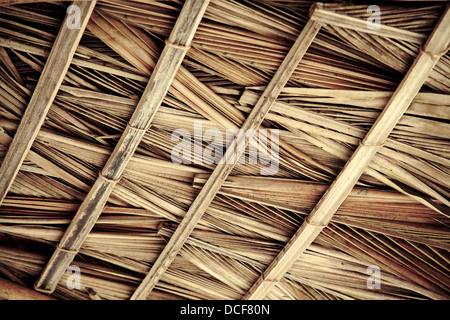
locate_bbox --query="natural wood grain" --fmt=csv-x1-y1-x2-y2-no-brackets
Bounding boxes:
243,5,450,300
130,17,322,301
0,277,55,300
310,2,426,43
0,0,97,205
33,0,210,294
0,0,448,301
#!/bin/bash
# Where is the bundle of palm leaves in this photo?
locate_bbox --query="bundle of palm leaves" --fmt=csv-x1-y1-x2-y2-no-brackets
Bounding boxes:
0,0,448,300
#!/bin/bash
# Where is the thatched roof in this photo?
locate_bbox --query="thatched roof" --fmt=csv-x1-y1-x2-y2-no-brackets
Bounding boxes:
0,0,449,300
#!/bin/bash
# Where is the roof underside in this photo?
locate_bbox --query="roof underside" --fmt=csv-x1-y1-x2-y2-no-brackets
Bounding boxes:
0,0,449,300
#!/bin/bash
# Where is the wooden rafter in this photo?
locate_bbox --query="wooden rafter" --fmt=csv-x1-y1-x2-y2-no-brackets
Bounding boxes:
33,0,210,294
243,4,450,300
0,0,97,205
130,14,323,300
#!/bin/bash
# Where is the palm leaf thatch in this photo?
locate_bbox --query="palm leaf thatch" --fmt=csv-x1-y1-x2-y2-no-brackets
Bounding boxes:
0,0,449,300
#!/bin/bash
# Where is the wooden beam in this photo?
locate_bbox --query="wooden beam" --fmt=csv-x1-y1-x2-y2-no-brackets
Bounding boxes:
33,0,210,294
0,0,97,205
0,128,91,192
310,2,426,43
130,17,322,300
0,277,55,300
243,5,450,300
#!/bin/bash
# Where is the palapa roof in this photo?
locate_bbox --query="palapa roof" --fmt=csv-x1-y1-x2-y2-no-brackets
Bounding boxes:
0,0,449,301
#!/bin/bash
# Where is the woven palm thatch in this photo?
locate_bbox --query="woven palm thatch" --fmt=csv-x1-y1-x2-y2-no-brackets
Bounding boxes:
0,0,449,300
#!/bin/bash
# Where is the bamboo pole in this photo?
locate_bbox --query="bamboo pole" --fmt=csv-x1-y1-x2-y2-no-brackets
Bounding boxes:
0,0,97,205
243,5,450,300
130,14,322,300
33,0,210,294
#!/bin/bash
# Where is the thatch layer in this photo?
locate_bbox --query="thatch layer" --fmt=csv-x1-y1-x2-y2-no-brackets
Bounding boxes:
0,0,448,300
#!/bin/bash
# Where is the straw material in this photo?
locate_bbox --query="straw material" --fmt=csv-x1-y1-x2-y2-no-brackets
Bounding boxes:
0,0,448,300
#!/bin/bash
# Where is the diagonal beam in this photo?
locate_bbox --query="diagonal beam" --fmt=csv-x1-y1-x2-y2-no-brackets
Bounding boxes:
0,0,97,205
130,16,323,300
0,277,55,300
33,0,210,294
310,2,426,43
243,5,450,300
